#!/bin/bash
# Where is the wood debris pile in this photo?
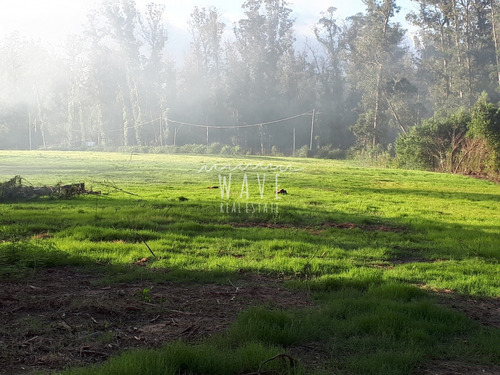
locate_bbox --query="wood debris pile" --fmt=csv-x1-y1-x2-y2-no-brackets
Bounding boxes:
0,175,100,202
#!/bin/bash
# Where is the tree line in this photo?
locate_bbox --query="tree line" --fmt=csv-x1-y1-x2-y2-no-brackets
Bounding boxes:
1,0,499,160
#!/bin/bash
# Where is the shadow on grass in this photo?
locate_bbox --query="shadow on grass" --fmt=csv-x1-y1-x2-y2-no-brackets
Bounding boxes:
1,240,499,375
2,195,499,278
353,185,500,203
57,268,500,375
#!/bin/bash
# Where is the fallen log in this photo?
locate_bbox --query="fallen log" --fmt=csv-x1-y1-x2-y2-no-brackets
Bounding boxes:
0,176,100,202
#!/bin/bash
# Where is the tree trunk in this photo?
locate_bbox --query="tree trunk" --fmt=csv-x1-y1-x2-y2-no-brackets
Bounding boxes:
459,0,473,108
439,18,451,99
491,0,500,88
372,4,391,147
451,0,465,100
373,65,383,147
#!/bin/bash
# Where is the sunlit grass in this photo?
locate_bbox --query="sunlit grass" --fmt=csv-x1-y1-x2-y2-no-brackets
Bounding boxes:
1,150,499,374
1,151,498,292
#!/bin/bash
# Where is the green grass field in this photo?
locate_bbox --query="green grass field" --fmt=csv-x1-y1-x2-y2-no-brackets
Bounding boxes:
0,151,499,375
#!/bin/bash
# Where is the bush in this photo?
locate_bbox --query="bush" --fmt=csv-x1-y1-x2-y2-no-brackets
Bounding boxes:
207,142,223,154
177,144,207,154
349,144,394,167
395,110,470,172
396,95,500,177
271,145,284,156
464,94,500,176
220,144,241,155
296,145,312,158
315,145,346,159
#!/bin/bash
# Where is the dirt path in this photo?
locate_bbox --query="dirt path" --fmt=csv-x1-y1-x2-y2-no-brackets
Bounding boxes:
0,268,313,374
1,268,498,375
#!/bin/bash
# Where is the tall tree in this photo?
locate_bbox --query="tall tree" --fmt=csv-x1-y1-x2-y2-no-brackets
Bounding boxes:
140,2,170,146
490,0,500,88
180,5,226,144
346,0,408,147
0,33,66,149
311,7,354,148
229,0,295,152
101,0,142,146
408,0,498,114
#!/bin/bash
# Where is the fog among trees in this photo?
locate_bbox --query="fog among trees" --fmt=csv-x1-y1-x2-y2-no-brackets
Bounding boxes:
1,0,500,156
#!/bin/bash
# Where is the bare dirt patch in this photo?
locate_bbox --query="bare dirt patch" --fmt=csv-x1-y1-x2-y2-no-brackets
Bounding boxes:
230,221,407,233
411,286,500,374
0,267,313,375
415,360,500,375
433,290,500,329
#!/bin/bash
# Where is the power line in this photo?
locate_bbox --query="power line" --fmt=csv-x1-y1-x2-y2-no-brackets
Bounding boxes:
105,110,313,133
106,116,162,133
166,111,313,129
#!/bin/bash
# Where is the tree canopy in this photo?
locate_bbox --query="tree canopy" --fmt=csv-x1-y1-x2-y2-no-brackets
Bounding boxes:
1,0,499,156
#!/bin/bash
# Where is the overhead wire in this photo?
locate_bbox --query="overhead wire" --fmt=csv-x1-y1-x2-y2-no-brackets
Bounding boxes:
42,110,314,147
104,110,313,133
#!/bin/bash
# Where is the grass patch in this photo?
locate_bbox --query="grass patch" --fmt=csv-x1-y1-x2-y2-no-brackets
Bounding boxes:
58,282,500,375
62,341,301,375
0,151,499,374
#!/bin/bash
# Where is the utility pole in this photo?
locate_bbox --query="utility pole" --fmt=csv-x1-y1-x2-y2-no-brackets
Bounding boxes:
309,109,315,150
28,112,32,151
159,111,163,147
293,128,296,157
260,124,264,155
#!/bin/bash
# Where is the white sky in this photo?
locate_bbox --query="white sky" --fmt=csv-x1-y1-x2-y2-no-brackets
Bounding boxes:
0,0,416,53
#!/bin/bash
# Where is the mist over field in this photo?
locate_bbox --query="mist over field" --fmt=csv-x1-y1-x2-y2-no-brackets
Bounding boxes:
1,2,500,373
0,0,499,163
1,150,500,374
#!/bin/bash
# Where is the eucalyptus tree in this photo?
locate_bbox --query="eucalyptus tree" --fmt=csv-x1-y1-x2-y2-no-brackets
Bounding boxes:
64,35,103,148
407,0,498,114
232,0,295,114
0,33,66,149
229,0,296,151
311,7,355,148
84,0,143,146
346,0,409,148
491,0,500,88
83,0,172,146
140,2,170,145
179,6,227,145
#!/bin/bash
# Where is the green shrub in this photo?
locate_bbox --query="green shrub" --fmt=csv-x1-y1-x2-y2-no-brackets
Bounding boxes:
315,144,346,159
395,95,500,177
0,241,68,275
395,110,470,172
349,144,394,167
464,94,500,176
296,145,312,158
220,144,242,155
207,142,223,154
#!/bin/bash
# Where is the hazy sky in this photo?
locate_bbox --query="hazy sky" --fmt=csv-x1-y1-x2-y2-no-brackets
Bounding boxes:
0,0,416,52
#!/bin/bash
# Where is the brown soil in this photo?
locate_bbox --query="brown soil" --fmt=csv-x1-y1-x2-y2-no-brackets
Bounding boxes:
231,221,407,233
462,171,500,185
0,267,313,375
434,290,500,329
415,360,500,375
2,267,498,375
413,289,500,375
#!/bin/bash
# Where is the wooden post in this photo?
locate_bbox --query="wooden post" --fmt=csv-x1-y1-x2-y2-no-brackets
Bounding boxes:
159,112,163,147
28,112,32,151
260,124,264,155
310,109,315,151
